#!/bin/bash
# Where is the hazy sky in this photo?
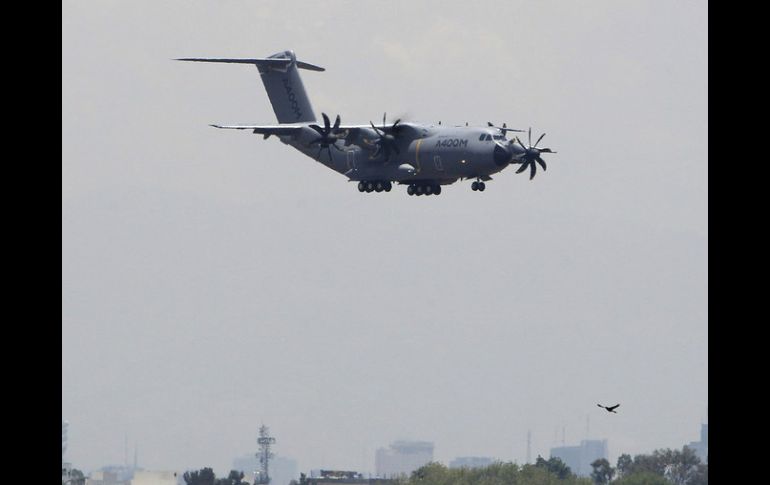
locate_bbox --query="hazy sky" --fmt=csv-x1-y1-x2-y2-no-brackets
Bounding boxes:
62,0,707,476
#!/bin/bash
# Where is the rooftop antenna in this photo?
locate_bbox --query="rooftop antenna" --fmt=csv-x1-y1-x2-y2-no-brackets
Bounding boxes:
256,424,276,484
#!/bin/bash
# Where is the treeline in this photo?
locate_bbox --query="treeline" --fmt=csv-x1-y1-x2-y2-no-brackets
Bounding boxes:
183,468,251,485
181,446,706,485
395,446,706,485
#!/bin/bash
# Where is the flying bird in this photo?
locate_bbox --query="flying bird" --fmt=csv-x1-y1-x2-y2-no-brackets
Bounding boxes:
598,404,620,413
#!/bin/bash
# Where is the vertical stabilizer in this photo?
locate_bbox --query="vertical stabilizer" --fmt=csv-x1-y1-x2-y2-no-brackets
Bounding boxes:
259,50,318,124
176,50,323,124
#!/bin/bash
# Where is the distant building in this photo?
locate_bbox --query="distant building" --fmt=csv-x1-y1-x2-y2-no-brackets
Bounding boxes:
685,423,708,464
129,471,178,485
63,421,72,483
86,471,129,485
550,439,608,477
232,453,297,485
86,465,139,485
375,441,434,478
448,457,495,469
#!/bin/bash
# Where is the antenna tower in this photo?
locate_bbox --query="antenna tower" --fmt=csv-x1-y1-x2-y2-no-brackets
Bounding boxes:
256,425,276,484
526,430,532,464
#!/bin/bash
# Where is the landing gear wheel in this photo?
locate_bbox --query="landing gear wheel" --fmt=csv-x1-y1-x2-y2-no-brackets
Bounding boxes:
366,182,374,192
478,182,486,191
415,185,424,196
425,185,433,195
472,181,479,191
375,181,384,192
358,182,366,192
434,185,442,195
407,185,415,196
385,182,392,192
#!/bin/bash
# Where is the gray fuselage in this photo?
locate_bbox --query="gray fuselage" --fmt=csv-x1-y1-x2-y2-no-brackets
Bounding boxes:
282,123,522,185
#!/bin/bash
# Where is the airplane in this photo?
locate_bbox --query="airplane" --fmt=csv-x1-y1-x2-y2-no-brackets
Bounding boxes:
177,50,556,196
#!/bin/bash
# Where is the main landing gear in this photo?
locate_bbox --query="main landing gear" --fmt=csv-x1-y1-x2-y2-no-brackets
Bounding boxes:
407,183,442,196
471,180,486,191
357,181,392,193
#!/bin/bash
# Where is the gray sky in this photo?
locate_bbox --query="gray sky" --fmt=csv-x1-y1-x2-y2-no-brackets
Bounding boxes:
62,0,707,476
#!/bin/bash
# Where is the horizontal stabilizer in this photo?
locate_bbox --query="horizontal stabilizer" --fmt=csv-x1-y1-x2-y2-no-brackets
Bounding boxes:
176,58,324,71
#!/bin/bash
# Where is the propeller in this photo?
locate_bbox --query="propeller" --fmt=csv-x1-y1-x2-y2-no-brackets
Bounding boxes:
308,113,346,161
366,112,402,162
512,127,556,180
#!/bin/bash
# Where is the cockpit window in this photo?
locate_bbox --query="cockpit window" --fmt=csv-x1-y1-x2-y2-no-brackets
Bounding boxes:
479,134,486,141
485,134,493,141
493,134,506,140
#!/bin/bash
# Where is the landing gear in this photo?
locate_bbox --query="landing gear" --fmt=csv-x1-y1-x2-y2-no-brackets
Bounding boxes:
357,180,392,194
407,183,442,196
471,181,486,192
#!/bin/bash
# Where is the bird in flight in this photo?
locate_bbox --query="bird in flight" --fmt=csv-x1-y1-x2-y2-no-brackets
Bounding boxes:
598,404,620,413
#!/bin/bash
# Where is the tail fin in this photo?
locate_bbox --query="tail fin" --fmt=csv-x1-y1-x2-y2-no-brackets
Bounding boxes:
177,50,323,124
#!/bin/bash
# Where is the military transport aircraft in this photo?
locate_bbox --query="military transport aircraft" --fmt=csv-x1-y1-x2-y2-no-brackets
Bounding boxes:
178,50,556,196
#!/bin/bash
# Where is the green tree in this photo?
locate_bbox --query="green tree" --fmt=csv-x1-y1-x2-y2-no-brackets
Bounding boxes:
534,455,574,480
590,458,615,485
401,461,592,485
664,447,701,485
616,454,633,478
612,472,669,485
215,470,249,485
183,467,216,485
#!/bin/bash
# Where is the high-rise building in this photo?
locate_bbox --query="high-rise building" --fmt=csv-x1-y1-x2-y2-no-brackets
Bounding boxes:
685,423,708,464
375,441,434,478
549,439,608,477
62,421,72,484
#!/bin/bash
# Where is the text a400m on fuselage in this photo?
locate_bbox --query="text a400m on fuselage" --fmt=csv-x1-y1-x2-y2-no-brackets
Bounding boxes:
178,50,556,196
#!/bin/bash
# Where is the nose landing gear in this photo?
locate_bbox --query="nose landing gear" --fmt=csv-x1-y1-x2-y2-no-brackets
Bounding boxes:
471,180,486,192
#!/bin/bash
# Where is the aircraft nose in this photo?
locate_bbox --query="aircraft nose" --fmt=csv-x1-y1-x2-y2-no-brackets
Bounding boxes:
493,143,513,167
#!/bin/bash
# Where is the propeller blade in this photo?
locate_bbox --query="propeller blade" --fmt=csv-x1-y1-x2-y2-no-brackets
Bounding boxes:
528,127,532,146
322,113,330,132
487,122,494,127
536,157,547,171
333,114,341,131
382,112,387,129
309,124,324,135
529,161,536,180
516,137,527,151
534,133,546,147
370,121,383,136
516,162,529,174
